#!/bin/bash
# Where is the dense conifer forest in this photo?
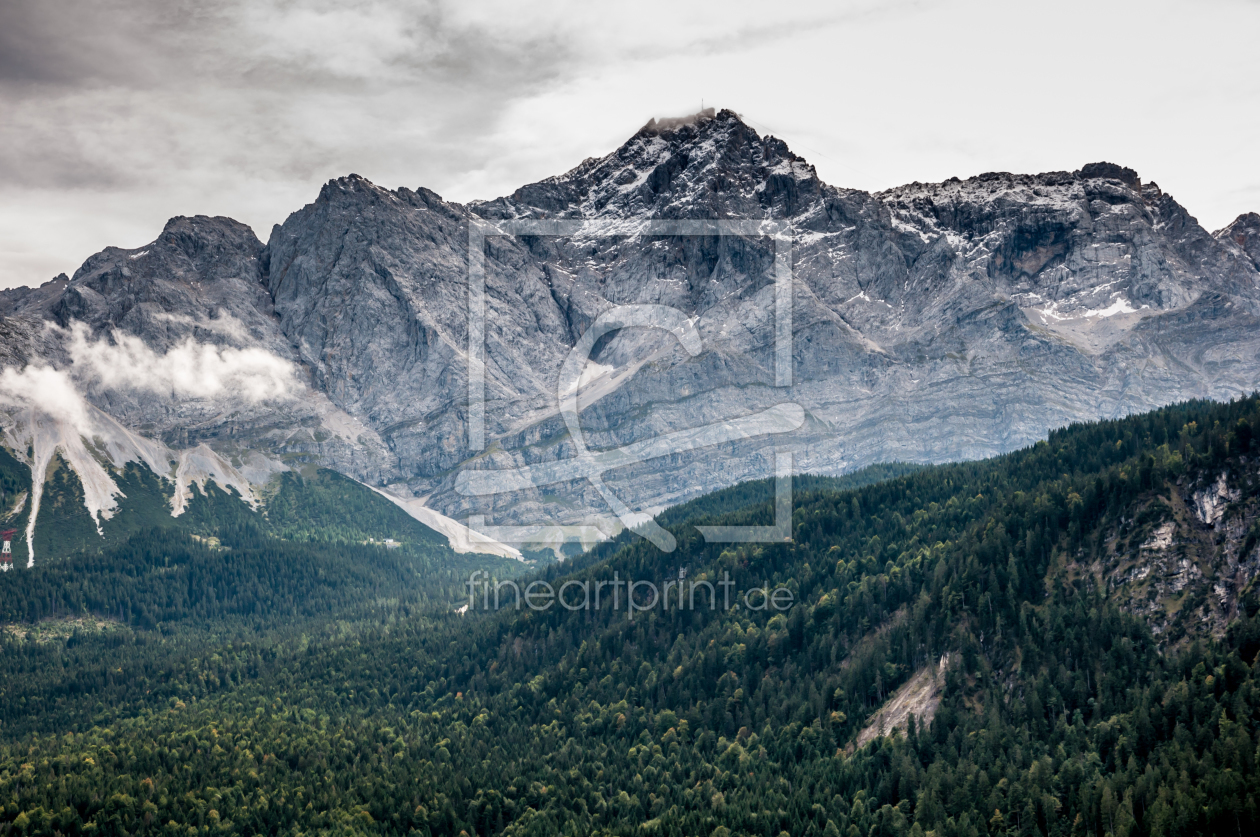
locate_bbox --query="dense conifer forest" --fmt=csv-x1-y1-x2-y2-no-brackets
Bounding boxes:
2,400,1260,835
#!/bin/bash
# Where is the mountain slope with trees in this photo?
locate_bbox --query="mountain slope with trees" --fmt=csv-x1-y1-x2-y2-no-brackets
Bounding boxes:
3,398,1260,835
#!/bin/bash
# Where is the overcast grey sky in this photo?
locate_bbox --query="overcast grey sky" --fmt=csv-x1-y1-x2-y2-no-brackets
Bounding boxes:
1,0,1257,289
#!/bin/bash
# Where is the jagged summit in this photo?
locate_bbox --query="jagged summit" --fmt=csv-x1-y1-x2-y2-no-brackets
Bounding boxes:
475,106,817,221
317,173,394,201
881,161,1146,199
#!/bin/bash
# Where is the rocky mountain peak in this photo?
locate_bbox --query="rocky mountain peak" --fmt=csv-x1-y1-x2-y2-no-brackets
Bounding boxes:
874,156,1260,321
149,215,265,281
297,175,461,235
1218,212,1260,271
477,106,818,221
316,173,392,204
65,214,263,291
1078,161,1141,190
34,213,276,355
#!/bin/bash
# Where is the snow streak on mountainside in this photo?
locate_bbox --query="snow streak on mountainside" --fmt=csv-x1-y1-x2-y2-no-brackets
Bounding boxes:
2,109,1259,555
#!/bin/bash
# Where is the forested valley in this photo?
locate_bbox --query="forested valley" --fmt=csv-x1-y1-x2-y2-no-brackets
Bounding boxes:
3,399,1260,836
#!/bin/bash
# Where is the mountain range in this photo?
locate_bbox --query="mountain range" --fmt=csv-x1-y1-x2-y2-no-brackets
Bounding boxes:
2,107,1258,561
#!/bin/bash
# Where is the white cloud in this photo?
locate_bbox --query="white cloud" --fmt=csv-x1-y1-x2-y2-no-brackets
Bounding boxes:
0,322,298,447
0,363,92,429
64,322,298,402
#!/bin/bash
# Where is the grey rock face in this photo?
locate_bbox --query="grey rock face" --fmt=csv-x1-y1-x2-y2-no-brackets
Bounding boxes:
4,108,1259,546
265,178,479,479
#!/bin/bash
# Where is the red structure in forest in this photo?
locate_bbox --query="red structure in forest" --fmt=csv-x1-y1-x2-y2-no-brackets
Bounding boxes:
0,528,15,571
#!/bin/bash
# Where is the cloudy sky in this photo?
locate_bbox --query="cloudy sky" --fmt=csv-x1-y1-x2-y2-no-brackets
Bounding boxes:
1,0,1257,289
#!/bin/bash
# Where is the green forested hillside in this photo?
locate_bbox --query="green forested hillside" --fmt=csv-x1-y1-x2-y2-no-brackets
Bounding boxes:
3,399,1260,836
0,463,524,745
654,463,925,530
262,469,451,547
